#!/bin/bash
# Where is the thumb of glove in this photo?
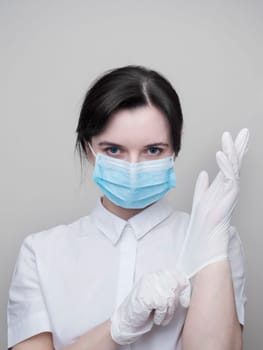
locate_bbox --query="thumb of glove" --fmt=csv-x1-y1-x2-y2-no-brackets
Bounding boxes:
191,170,209,211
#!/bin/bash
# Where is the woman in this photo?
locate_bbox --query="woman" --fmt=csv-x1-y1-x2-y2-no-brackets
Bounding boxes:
7,65,249,350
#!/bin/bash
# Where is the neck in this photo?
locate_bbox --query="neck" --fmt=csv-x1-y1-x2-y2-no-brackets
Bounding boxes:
101,196,145,220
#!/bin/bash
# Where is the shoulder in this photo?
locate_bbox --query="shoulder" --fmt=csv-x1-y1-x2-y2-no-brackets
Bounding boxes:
21,214,94,254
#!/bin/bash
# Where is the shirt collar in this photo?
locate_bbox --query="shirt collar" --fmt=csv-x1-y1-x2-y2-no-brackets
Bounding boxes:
89,197,173,245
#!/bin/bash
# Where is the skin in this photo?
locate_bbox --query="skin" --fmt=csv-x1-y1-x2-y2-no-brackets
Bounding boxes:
182,262,242,350
11,105,242,349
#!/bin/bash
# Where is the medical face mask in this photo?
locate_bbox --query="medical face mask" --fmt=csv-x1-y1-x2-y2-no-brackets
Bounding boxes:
88,144,176,209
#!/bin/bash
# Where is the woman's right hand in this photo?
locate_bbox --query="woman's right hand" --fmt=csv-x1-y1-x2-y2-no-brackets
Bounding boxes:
110,269,190,345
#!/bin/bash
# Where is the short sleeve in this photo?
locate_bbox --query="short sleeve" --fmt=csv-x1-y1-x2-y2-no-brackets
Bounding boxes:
228,226,247,326
7,234,52,348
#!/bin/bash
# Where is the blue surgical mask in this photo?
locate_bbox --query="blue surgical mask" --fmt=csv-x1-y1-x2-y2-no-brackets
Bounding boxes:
88,144,176,209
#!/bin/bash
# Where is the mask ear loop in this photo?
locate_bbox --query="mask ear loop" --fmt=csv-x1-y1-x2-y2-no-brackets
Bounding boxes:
88,142,97,157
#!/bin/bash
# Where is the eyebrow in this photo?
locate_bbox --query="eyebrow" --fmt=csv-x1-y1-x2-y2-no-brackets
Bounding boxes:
144,143,169,148
98,142,170,147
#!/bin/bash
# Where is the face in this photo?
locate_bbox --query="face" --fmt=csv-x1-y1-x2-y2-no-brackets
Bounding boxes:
87,105,174,163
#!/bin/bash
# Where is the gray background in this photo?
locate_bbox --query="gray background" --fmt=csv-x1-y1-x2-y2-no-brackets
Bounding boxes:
1,1,262,349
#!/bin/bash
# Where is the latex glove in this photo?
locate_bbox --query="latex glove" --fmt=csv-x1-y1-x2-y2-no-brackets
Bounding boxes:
110,269,190,345
177,128,249,278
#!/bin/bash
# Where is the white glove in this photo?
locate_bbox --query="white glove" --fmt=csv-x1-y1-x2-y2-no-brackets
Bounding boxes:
177,128,249,278
110,269,190,345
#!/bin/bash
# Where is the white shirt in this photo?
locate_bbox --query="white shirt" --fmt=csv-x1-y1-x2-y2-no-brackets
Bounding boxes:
7,198,246,350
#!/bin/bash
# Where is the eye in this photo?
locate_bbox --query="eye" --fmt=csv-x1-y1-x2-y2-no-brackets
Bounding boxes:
147,146,162,155
105,146,121,155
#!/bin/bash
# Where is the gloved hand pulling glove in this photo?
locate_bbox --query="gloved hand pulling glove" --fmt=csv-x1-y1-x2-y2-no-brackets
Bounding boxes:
110,269,190,345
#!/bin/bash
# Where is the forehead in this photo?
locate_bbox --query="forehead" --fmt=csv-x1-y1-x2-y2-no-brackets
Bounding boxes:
93,105,171,145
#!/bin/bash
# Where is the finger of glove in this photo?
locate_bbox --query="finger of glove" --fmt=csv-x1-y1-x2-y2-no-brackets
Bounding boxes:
161,270,182,290
136,272,158,305
222,132,239,178
151,271,180,326
110,308,153,345
131,295,153,322
216,151,240,205
157,270,190,325
234,128,249,169
171,270,191,308
192,171,209,211
200,168,226,210
169,269,191,308
179,282,191,308
159,295,179,326
156,280,191,326
160,270,189,302
138,272,171,314
153,270,187,297
150,271,173,299
206,129,249,199
168,270,190,293
153,300,168,325
216,151,237,182
128,283,154,325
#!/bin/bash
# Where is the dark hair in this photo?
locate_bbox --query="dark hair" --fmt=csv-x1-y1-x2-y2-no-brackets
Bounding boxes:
75,65,183,170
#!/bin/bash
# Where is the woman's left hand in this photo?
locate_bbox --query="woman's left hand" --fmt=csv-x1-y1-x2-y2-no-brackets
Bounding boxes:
177,128,249,279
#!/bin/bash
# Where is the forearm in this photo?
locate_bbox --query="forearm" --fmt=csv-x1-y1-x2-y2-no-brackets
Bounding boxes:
182,260,242,350
62,319,118,350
